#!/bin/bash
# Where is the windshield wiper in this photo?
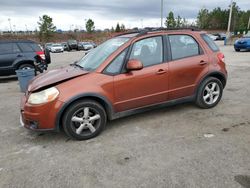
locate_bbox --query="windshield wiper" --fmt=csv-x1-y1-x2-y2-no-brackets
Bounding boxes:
70,61,84,69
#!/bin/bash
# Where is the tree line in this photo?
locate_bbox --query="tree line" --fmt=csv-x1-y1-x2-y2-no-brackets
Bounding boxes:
37,1,249,42
197,2,250,31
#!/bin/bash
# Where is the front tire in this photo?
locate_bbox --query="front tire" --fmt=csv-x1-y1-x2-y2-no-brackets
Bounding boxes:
62,100,107,140
196,77,223,109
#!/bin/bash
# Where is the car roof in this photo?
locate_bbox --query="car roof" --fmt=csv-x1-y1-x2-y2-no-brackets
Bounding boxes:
0,40,36,43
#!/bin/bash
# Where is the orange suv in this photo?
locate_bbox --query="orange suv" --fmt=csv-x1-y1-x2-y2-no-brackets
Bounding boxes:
20,28,227,140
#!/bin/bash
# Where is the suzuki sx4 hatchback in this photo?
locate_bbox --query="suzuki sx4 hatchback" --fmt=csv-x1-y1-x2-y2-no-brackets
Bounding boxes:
20,29,227,140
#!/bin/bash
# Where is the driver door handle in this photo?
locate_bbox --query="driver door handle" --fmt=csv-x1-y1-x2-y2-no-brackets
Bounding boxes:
199,60,208,65
156,69,167,75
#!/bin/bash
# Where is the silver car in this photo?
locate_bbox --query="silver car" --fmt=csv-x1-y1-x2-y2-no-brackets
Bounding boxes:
50,44,64,53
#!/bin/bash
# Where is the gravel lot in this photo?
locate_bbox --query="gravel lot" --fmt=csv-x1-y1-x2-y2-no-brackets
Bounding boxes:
0,42,250,188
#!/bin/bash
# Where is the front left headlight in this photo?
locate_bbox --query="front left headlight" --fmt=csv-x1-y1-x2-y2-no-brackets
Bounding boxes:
28,87,59,105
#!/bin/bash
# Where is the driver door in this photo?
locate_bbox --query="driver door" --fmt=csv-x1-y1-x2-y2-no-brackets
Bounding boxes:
113,36,169,112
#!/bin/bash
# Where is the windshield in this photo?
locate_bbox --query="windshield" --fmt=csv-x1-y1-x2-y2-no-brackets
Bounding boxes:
53,44,62,47
77,37,129,71
243,32,250,38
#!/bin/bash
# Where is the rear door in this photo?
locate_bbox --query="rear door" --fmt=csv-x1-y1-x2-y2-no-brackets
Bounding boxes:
167,34,209,100
0,42,21,68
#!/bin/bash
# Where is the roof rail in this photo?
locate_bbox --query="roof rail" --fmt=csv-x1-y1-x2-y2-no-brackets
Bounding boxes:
116,27,201,37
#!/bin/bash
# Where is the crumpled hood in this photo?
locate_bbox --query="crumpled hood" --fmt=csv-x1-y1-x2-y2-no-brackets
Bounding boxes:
28,65,88,92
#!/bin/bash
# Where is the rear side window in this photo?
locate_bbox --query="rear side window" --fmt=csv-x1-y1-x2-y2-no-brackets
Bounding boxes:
18,42,42,52
169,35,200,60
201,34,219,52
0,43,21,54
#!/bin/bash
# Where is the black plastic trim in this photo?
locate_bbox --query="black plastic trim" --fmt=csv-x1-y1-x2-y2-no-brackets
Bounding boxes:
112,95,195,120
195,71,227,96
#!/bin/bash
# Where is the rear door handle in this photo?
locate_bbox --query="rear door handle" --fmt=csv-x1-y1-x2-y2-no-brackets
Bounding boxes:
199,60,208,65
17,54,23,57
156,69,167,75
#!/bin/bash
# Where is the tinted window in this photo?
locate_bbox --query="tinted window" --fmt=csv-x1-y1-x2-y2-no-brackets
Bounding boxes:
104,49,128,75
129,36,163,67
18,42,42,52
169,35,200,60
0,43,21,55
30,43,43,51
201,34,219,52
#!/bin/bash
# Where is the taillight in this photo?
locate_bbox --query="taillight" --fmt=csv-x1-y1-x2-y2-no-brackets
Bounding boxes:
36,51,45,60
217,52,225,63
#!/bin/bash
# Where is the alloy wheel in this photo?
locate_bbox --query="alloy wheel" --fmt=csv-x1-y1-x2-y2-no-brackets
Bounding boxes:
71,107,101,136
203,82,221,105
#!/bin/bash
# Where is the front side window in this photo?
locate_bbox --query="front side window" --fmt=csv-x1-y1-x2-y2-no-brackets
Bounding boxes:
77,37,129,71
169,35,200,60
129,36,163,67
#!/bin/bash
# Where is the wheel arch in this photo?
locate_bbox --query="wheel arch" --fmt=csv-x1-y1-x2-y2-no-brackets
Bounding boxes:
55,93,114,132
195,71,227,95
208,72,227,88
15,60,35,69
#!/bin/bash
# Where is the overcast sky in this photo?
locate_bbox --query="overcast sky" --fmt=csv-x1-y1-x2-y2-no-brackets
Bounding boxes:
0,0,249,31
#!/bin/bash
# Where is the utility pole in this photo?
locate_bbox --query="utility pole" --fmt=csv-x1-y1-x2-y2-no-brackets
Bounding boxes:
161,0,163,27
13,25,16,35
227,0,233,37
8,18,12,33
248,16,250,30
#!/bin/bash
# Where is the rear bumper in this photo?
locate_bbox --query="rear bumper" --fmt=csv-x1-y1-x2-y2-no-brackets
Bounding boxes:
20,94,64,132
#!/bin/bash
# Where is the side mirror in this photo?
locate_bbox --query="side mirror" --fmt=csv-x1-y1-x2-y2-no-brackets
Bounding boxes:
126,59,143,71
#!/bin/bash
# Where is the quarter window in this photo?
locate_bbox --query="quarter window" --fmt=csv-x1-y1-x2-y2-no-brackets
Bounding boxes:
169,35,200,60
104,49,128,75
18,43,33,52
129,36,163,67
201,34,219,52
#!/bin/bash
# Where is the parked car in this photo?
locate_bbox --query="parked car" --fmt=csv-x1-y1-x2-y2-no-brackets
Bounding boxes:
90,42,97,48
213,33,226,40
50,44,64,53
234,32,250,52
207,34,218,41
0,40,50,76
61,42,70,51
67,40,78,51
77,42,94,51
45,43,53,52
20,29,227,140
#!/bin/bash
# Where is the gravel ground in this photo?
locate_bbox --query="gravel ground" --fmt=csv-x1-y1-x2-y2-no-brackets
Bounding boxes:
0,42,250,188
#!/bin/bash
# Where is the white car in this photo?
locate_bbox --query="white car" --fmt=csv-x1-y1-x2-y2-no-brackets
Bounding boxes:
50,44,64,53
207,34,218,41
78,42,94,51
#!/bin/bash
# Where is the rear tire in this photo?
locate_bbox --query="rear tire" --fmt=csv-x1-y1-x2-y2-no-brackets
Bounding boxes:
18,64,35,70
196,77,223,109
62,100,107,140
